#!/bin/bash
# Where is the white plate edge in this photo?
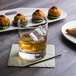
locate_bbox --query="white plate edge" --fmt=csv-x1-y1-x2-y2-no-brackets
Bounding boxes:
61,20,76,44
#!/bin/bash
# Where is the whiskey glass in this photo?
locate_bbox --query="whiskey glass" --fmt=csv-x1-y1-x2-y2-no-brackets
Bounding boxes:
18,16,48,61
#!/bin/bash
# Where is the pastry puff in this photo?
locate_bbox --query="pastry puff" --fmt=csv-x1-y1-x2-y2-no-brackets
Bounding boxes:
66,28,76,36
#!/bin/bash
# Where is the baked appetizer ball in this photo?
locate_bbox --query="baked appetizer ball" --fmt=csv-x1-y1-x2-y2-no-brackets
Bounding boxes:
48,6,61,19
66,28,76,36
32,9,45,23
13,13,28,26
0,15,10,30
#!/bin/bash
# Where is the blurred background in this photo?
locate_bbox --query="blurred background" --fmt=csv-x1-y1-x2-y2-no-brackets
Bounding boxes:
0,0,74,11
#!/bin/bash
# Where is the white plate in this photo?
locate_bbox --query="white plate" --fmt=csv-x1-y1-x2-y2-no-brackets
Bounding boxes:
0,8,67,32
61,20,76,44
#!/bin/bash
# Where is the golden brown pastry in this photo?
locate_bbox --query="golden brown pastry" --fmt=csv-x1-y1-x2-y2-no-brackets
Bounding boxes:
32,9,45,23
48,6,61,19
0,15,10,30
13,13,28,26
66,28,76,36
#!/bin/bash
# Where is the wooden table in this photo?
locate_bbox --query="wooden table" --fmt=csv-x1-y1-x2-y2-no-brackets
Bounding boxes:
0,0,76,76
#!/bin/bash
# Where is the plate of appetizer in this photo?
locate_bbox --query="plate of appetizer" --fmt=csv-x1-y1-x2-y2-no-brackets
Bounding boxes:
0,6,67,32
61,20,76,44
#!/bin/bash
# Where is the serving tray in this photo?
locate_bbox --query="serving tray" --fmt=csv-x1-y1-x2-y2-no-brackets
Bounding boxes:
0,8,67,32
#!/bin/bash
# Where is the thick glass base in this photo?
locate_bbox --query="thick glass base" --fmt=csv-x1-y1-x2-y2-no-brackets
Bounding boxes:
18,50,46,61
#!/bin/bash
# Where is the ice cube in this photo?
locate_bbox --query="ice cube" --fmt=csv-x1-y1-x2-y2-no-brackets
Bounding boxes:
29,26,46,41
36,26,46,36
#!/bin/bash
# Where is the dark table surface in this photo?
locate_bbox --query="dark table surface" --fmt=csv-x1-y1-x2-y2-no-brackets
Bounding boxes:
0,0,76,76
